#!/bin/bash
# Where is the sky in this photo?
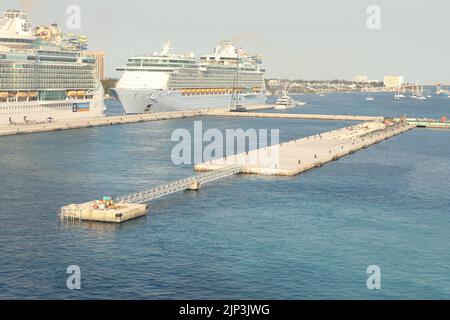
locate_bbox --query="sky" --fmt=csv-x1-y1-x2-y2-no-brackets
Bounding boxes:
1,0,449,83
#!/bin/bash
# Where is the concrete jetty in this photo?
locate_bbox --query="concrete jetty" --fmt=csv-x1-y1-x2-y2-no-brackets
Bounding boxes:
0,109,212,137
0,105,272,137
207,110,383,122
0,103,384,137
406,118,450,129
195,121,414,176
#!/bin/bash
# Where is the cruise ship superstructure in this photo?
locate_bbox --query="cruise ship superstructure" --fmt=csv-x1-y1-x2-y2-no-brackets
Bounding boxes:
0,10,104,125
115,41,266,114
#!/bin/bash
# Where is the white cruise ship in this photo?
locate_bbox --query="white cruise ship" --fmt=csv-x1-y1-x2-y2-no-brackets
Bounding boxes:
115,41,266,114
0,10,104,125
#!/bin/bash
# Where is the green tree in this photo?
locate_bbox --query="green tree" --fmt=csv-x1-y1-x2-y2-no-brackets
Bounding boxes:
101,79,118,95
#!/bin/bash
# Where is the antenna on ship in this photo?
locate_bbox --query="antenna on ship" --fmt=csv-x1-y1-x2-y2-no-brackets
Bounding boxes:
161,41,172,56
230,44,246,112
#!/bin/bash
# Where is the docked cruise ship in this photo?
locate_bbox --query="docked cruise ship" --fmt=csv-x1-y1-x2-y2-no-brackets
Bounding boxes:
115,41,266,114
0,10,104,125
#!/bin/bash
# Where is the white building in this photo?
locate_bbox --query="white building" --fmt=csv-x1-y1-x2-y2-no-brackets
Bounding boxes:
82,51,105,80
353,75,369,83
383,76,404,88
267,79,280,87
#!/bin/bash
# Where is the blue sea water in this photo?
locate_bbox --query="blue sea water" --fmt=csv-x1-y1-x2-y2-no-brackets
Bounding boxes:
0,93,450,299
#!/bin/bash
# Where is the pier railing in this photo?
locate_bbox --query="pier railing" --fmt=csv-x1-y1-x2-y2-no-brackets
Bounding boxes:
116,165,243,204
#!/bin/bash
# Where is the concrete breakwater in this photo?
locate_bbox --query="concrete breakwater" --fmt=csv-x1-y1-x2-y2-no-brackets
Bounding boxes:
195,121,415,176
0,104,383,137
0,109,215,137
0,105,269,137
207,110,383,122
406,118,450,129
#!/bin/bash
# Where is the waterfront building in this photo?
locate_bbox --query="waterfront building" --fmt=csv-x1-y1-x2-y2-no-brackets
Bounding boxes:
352,75,369,83
83,51,105,81
268,79,280,87
383,76,404,88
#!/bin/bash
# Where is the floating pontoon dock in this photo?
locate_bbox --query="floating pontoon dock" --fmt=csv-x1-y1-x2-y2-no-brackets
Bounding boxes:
59,165,243,223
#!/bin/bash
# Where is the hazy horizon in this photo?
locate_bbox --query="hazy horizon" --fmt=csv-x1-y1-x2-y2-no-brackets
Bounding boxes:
2,0,450,83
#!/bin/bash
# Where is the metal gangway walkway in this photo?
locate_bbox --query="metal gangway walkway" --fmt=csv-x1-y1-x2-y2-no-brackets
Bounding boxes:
116,165,243,204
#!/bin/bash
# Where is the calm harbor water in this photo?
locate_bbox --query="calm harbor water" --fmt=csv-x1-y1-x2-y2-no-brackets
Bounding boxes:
0,93,450,299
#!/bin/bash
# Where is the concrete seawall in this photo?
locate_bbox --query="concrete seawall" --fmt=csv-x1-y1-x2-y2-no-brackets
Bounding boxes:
0,103,384,138
0,109,210,137
406,119,450,129
206,110,383,122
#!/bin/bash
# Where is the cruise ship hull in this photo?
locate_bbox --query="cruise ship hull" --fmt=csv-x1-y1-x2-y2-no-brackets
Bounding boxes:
114,88,267,114
0,98,104,125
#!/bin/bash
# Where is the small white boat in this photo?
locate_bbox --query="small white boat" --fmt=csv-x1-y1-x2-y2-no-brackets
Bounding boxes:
365,93,374,101
393,88,405,100
412,84,426,100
